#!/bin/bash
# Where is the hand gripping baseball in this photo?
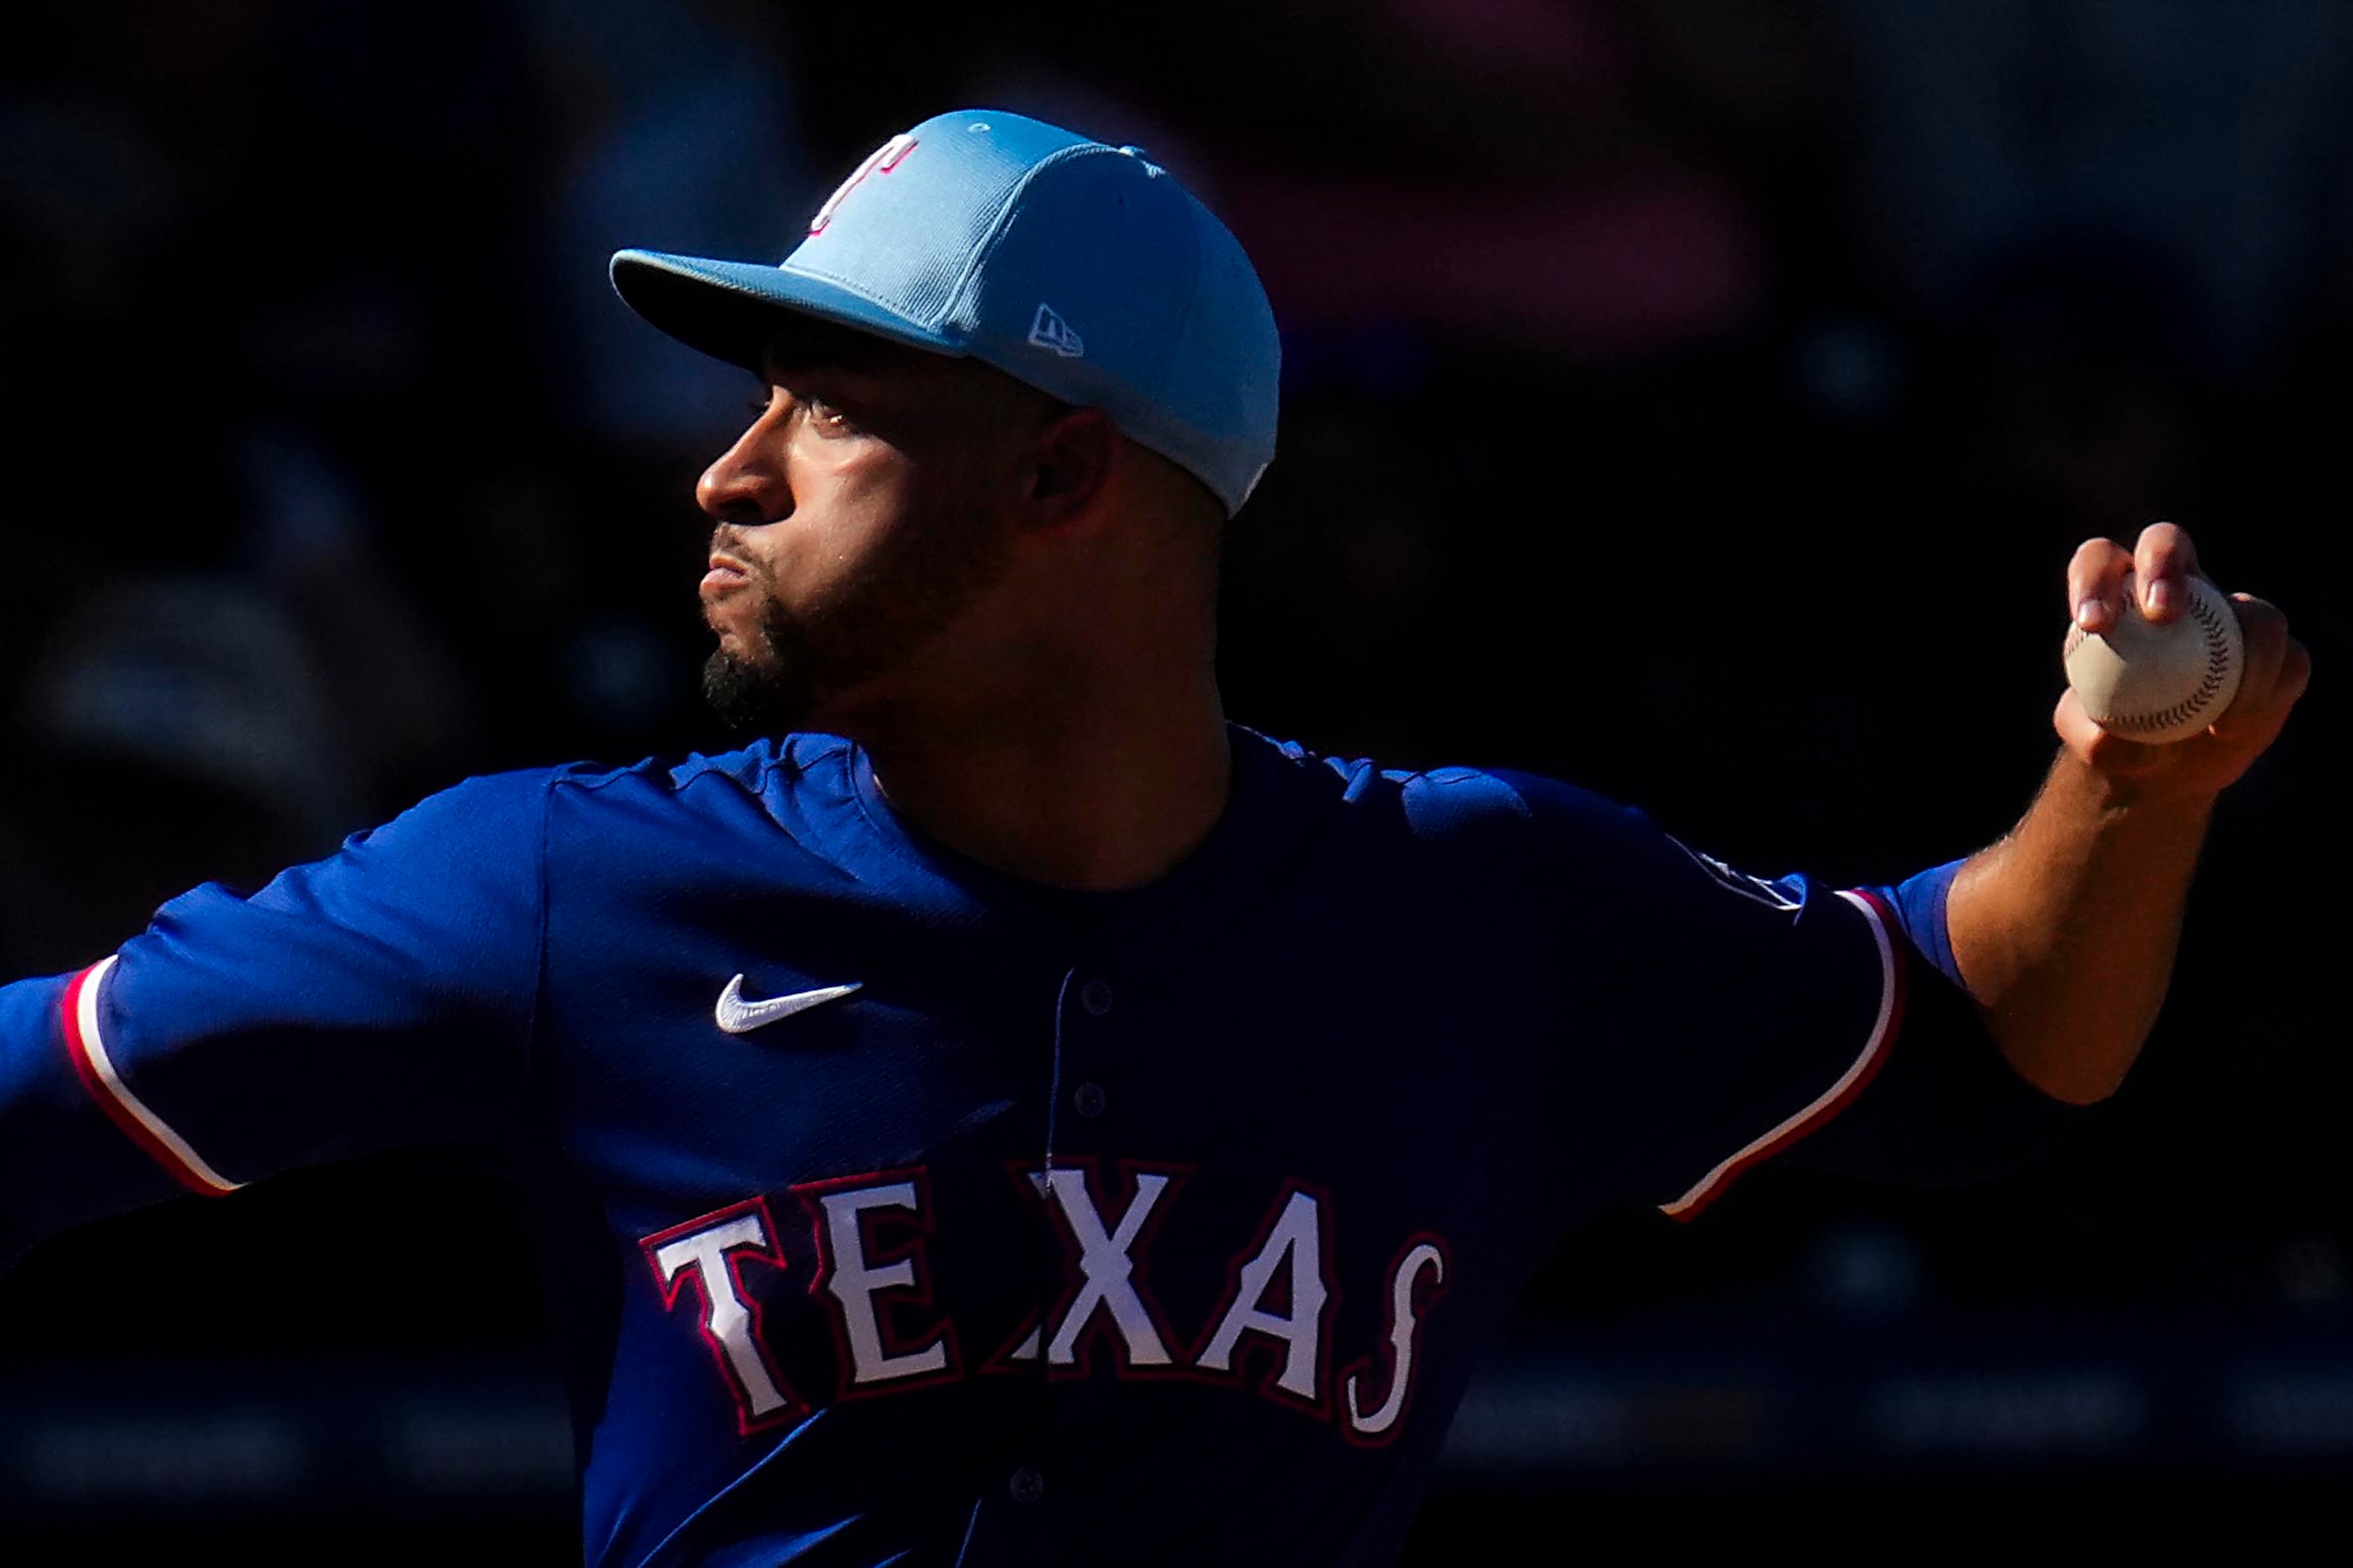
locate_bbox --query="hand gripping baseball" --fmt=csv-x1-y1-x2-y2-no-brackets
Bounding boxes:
2059,523,2311,800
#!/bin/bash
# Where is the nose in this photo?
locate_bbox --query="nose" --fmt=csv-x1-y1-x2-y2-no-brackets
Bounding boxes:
696,407,792,525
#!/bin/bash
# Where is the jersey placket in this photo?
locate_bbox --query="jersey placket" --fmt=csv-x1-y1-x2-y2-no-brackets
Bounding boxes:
977,956,1129,1556
1055,971,1118,1147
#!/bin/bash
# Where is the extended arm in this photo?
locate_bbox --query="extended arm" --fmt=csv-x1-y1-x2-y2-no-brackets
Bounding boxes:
1946,524,2310,1105
0,771,548,1266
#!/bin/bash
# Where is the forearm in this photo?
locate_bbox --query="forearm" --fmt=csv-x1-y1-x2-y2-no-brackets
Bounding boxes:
1946,752,2213,1104
1938,523,2310,1105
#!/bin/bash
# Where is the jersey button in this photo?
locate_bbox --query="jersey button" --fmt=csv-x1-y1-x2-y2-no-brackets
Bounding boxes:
1010,1466,1046,1504
1079,979,1115,1015
1073,1082,1108,1119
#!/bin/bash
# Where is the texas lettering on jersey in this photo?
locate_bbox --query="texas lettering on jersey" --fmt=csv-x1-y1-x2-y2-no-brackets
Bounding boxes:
0,731,2037,1566
642,1161,1450,1444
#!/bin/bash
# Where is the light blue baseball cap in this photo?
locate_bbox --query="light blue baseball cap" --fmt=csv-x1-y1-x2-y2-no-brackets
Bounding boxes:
610,109,1279,514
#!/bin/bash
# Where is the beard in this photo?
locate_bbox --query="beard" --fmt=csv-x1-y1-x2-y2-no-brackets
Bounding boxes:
701,498,1015,736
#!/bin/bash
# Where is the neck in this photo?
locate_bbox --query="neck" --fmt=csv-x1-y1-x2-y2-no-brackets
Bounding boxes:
853,655,1232,893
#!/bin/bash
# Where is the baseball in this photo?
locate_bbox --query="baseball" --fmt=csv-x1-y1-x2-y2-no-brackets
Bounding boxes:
2063,572,2244,744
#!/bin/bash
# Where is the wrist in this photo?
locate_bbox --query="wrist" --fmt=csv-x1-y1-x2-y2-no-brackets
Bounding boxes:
2055,746,2222,826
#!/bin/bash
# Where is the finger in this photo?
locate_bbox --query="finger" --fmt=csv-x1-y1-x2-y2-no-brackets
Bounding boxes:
2053,686,2104,751
2224,595,2290,716
2214,597,2313,736
2133,521,2200,622
2066,538,2134,632
2280,634,2314,709
2053,688,2165,774
2205,599,2310,768
2241,633,2317,737
2067,538,2134,632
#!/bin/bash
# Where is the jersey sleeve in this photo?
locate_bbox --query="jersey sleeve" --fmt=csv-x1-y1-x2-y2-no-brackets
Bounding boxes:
1497,771,2062,1218
0,770,551,1266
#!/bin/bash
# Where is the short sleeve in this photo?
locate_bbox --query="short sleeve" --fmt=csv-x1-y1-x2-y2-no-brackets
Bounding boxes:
0,770,550,1261
1500,772,1920,1216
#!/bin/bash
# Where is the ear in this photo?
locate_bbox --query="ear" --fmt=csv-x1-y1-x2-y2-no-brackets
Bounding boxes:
1019,407,1119,531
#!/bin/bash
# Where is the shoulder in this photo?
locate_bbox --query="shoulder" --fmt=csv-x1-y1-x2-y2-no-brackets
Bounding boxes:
532,735,852,815
1237,733,1675,917
349,765,559,856
525,736,878,884
346,740,821,865
540,736,802,801
1243,730,1642,851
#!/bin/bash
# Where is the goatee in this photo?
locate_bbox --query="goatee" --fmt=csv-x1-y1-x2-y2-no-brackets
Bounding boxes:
702,604,821,735
701,501,1015,737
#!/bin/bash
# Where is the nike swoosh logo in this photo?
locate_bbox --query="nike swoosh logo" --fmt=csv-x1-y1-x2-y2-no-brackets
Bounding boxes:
715,975,863,1035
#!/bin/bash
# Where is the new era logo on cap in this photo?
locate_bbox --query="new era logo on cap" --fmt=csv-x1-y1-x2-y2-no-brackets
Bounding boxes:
608,109,1280,514
1027,303,1084,359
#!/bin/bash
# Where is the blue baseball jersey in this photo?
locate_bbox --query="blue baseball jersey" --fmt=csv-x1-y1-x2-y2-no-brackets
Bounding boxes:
0,727,2052,1565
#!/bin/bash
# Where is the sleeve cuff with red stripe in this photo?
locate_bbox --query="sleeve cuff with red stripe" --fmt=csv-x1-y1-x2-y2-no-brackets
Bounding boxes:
1658,888,1909,1222
61,958,243,1198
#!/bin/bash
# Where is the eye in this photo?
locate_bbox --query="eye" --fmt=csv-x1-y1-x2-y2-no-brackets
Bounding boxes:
802,397,855,433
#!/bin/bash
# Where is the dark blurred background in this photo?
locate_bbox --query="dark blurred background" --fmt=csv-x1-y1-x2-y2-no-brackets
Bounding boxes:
0,0,2345,1559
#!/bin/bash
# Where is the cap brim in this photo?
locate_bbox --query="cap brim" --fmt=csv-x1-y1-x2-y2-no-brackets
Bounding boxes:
610,250,964,372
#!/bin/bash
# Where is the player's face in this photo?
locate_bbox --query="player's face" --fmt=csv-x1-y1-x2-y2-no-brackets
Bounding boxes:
695,331,1041,734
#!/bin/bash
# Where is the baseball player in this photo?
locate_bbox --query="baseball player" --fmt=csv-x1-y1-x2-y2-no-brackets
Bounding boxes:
0,110,2310,1565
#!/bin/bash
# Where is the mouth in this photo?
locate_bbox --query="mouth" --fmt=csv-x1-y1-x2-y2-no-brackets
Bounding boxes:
701,552,751,599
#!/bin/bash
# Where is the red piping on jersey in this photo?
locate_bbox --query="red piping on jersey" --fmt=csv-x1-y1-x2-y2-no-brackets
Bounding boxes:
60,960,235,1198
1661,888,1908,1222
